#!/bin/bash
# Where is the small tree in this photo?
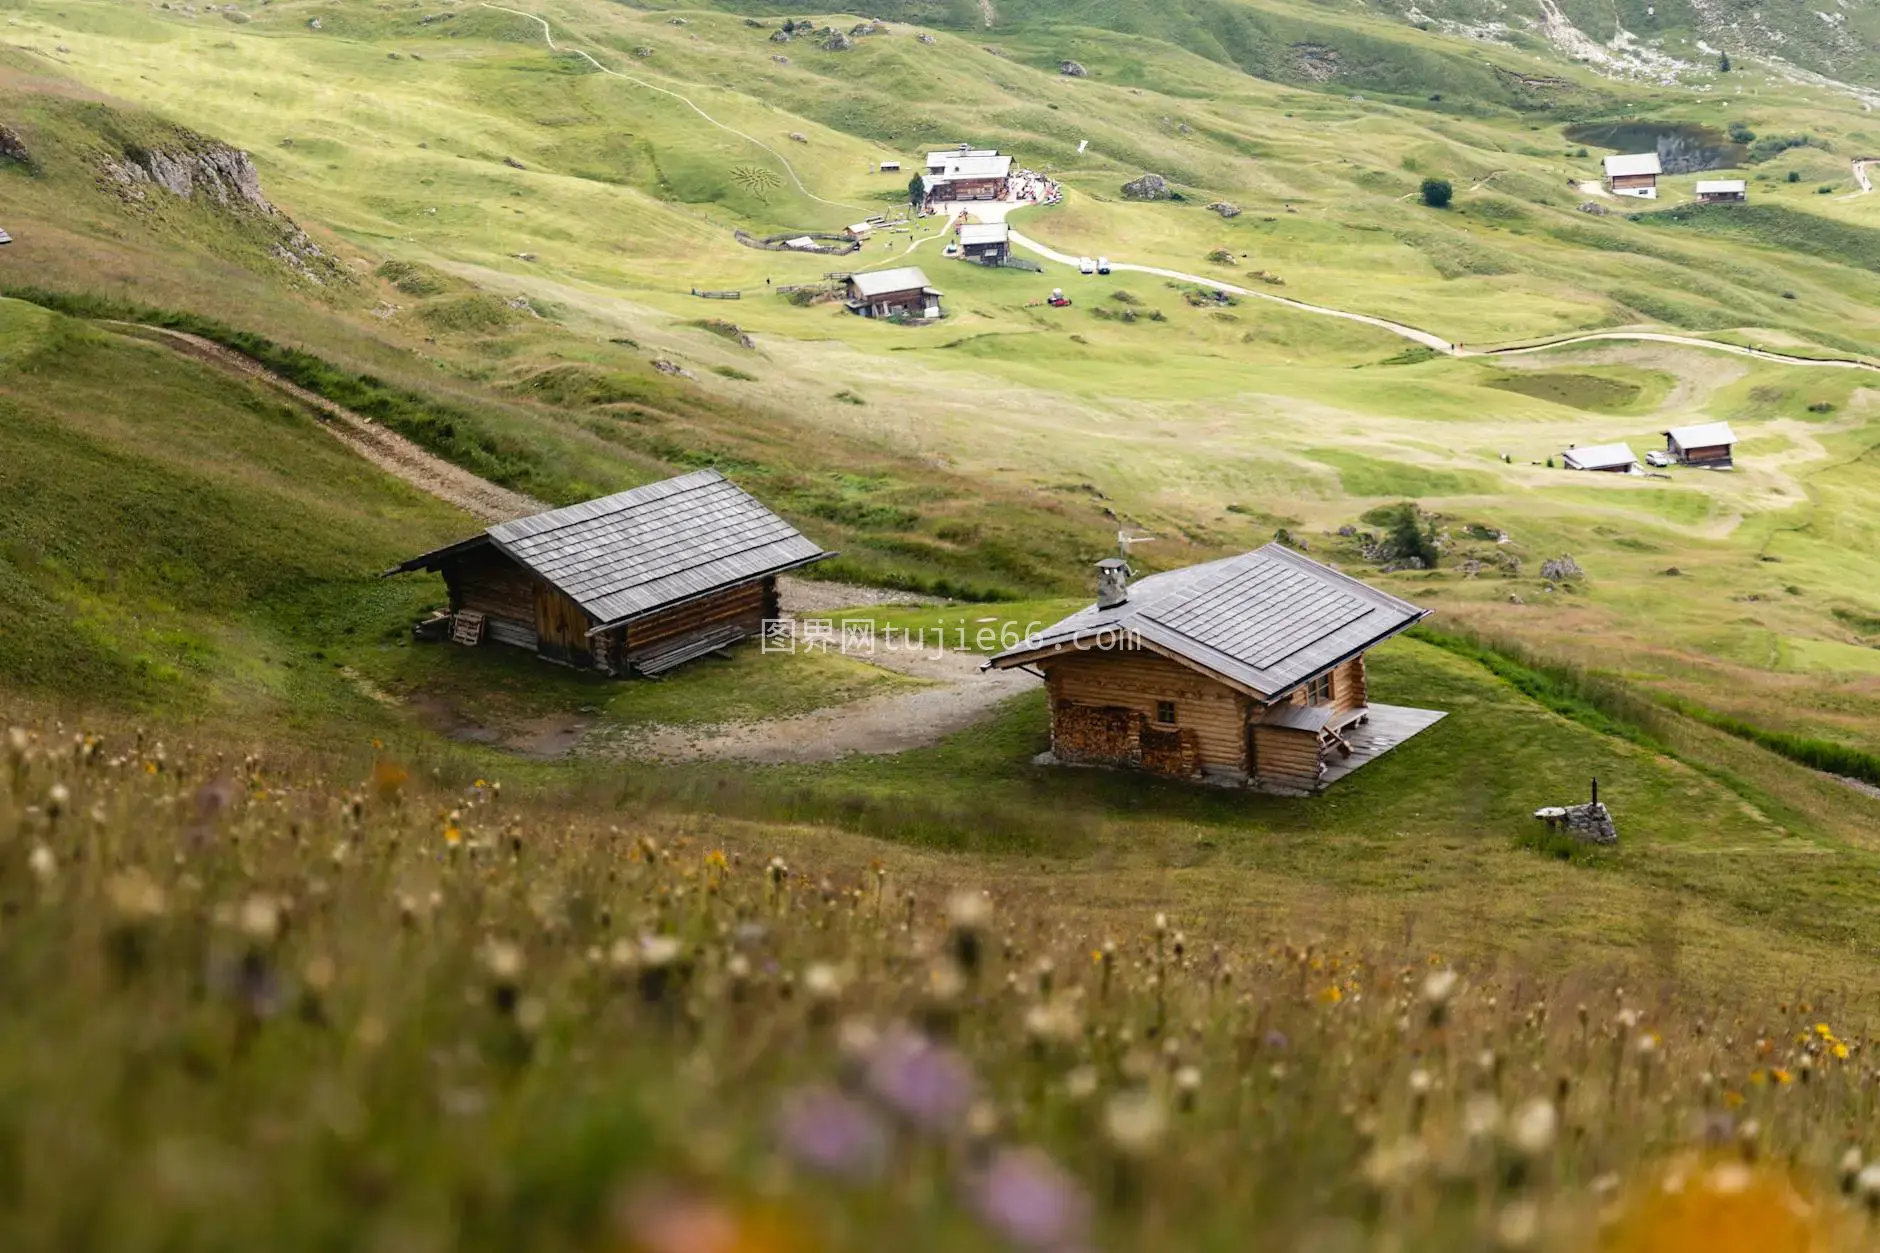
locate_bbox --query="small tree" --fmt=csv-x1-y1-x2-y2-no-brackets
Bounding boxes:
1787,170,1801,183
907,173,925,207
1420,177,1454,209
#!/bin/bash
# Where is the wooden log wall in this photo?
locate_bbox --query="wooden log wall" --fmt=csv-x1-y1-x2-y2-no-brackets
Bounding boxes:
1273,655,1368,718
619,579,770,665
444,547,539,651
1044,648,1249,771
1250,725,1323,792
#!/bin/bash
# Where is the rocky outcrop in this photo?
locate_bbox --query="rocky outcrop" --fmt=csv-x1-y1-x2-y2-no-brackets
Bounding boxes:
917,33,936,44
99,134,342,286
103,142,272,209
0,123,34,171
1059,59,1088,77
823,32,855,51
1206,201,1241,218
770,30,792,44
850,21,888,36
1121,173,1170,200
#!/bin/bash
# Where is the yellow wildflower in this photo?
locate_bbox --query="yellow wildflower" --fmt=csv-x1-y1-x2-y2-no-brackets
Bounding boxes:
444,825,463,847
1832,1042,1850,1061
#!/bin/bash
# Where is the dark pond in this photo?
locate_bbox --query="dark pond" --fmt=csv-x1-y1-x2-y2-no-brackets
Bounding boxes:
1563,121,1746,173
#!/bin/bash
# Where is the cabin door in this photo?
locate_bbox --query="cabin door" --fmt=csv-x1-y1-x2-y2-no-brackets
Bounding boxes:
533,585,591,667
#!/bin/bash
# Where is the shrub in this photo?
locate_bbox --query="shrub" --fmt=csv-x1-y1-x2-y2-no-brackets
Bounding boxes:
1419,178,1453,209
1787,170,1801,183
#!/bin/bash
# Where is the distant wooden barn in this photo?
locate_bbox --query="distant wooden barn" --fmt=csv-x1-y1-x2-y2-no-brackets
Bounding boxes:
1694,179,1746,204
1602,152,1661,198
958,222,1011,263
984,545,1442,794
1562,442,1640,473
923,147,1012,201
1663,421,1737,467
845,266,942,319
387,470,830,677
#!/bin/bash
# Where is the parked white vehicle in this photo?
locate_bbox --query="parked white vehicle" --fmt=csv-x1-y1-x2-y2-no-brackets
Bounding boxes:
1645,450,1673,467
1078,256,1096,275
1096,257,1111,274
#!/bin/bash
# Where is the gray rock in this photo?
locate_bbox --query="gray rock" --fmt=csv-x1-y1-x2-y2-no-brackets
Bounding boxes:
771,55,790,64
0,124,32,167
1206,200,1242,218
1060,59,1088,77
917,33,936,44
1539,554,1584,582
770,30,792,43
503,156,526,170
653,359,696,380
1121,172,1170,201
307,16,321,29
823,32,855,51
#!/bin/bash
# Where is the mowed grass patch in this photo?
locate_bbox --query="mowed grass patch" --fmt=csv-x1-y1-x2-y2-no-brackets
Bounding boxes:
1480,370,1647,412
1304,448,1501,498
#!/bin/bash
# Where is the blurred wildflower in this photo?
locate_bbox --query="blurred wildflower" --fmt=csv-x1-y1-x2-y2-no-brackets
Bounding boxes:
27,843,55,885
864,1027,975,1133
1103,1090,1168,1157
775,1084,888,1181
371,758,408,803
1604,1156,1831,1252
965,1147,1091,1253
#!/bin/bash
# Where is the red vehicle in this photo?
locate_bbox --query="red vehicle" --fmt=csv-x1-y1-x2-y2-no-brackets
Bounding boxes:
1047,288,1072,308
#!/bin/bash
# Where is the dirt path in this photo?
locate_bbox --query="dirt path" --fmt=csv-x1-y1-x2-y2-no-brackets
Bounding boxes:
1851,159,1876,195
590,638,1037,765
108,322,549,524
486,3,859,215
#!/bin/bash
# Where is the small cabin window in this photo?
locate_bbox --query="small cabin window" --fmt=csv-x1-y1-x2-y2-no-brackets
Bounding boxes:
1155,700,1177,725
1306,673,1334,706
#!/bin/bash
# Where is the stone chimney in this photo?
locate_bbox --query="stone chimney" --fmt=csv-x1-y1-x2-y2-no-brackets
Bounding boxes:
1096,557,1130,610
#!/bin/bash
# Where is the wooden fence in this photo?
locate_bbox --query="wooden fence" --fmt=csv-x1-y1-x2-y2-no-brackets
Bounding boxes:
691,288,742,300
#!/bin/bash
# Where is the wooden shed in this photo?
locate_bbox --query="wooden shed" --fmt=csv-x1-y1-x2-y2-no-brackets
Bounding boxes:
1561,442,1640,473
845,266,943,319
387,470,831,677
958,222,1011,263
984,545,1440,794
1694,179,1746,204
1663,421,1737,467
1602,152,1661,198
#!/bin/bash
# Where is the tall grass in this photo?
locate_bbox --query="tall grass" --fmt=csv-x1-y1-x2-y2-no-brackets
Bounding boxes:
2,719,1877,1252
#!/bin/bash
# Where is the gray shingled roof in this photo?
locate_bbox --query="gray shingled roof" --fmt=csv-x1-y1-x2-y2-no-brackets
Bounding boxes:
849,266,935,299
390,470,830,628
985,544,1428,700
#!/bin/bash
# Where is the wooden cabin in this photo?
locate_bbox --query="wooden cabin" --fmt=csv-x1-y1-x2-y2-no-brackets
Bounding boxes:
958,222,1011,263
984,545,1437,794
1602,152,1661,199
845,266,943,319
1561,442,1640,473
387,470,831,677
922,148,1012,202
1694,179,1746,204
1663,421,1737,468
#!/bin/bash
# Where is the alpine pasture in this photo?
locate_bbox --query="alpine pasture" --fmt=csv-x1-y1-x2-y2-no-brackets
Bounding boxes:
3,0,1880,1248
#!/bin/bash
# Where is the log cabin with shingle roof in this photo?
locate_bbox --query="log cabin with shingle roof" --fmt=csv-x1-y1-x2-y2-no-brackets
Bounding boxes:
984,545,1444,794
387,470,831,677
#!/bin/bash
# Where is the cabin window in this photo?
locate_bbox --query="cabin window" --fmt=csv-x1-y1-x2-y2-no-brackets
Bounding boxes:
1155,700,1177,726
1305,673,1334,706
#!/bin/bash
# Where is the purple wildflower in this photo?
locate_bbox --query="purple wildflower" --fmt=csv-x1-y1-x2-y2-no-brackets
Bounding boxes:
775,1085,889,1180
864,1026,975,1133
966,1147,1092,1252
1263,1029,1290,1052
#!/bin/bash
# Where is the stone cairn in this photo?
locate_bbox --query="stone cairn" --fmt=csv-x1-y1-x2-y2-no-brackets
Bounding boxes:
1533,779,1618,845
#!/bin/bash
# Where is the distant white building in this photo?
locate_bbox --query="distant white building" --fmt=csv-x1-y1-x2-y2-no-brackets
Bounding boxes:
1695,179,1746,204
1602,152,1661,199
1562,442,1641,473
